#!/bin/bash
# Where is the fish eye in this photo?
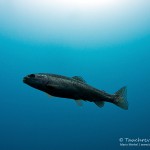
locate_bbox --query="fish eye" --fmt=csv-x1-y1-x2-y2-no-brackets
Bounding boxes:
29,74,35,78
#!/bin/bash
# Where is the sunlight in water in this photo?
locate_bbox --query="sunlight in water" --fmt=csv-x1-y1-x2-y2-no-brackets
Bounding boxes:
1,0,149,47
12,0,120,14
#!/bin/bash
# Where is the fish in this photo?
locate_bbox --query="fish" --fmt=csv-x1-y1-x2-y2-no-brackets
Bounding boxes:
23,73,128,110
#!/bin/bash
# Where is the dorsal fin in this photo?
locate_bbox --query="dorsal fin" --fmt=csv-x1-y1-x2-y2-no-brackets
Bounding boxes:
72,76,86,83
94,101,105,108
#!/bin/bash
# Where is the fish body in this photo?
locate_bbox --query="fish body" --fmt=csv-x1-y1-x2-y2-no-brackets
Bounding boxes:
23,73,128,110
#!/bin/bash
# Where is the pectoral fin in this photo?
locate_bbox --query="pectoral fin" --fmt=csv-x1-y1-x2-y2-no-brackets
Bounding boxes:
94,101,104,108
46,84,59,90
75,100,83,106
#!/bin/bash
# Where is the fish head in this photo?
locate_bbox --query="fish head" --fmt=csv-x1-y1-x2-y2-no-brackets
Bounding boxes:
23,73,48,91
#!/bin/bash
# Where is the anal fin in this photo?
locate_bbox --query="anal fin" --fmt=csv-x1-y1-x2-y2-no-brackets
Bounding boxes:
94,101,104,108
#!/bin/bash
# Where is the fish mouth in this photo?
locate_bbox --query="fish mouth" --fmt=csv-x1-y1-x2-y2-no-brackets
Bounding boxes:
23,75,36,86
23,74,36,84
23,76,29,83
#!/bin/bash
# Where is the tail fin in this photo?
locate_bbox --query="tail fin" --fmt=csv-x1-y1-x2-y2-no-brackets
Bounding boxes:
113,86,128,110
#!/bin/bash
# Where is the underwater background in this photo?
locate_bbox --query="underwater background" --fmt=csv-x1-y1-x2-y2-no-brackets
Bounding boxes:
0,0,150,149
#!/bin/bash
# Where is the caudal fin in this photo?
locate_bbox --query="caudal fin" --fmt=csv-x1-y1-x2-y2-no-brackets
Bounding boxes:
113,86,128,110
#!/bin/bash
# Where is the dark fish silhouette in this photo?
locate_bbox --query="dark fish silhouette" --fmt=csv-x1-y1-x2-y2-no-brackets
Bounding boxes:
23,73,128,110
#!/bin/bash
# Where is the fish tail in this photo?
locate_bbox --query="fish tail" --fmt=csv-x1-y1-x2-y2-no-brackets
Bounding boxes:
113,86,128,110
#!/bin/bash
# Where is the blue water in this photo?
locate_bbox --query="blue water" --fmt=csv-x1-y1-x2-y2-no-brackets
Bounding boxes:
0,1,150,150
